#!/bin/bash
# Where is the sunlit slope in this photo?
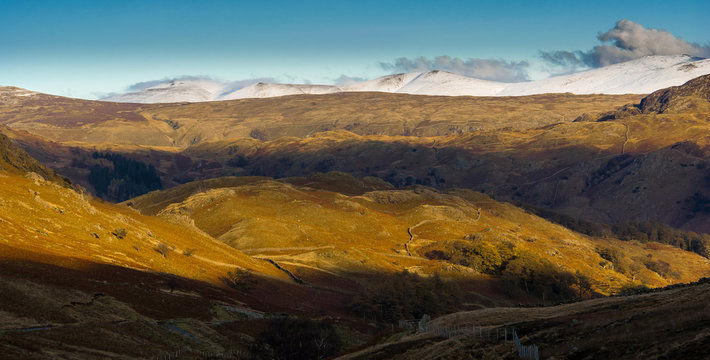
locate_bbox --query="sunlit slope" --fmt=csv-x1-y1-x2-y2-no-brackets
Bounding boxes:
0,171,283,284
180,76,710,232
0,86,641,146
128,174,710,295
181,112,710,231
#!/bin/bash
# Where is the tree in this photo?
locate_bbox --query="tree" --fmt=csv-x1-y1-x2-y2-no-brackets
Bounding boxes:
251,318,341,360
575,270,594,299
88,152,162,201
502,251,578,302
349,270,461,322
222,268,258,292
470,241,503,274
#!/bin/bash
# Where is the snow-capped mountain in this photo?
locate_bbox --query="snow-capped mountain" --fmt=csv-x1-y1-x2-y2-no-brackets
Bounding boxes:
497,55,710,96
392,71,509,96
221,82,339,100
340,73,420,93
102,55,710,103
102,79,227,103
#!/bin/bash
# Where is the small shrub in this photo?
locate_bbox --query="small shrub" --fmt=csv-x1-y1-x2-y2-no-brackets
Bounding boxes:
222,268,258,292
463,233,480,241
112,228,127,239
644,259,673,278
182,248,196,256
155,243,171,258
596,247,626,273
424,249,449,260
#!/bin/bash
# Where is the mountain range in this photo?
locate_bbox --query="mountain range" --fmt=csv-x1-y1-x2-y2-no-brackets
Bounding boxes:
102,55,710,103
2,61,710,358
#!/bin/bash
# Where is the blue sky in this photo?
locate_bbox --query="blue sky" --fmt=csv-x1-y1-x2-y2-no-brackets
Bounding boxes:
1,0,709,99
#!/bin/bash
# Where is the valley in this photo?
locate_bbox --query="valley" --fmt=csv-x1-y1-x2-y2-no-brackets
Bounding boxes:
1,71,710,358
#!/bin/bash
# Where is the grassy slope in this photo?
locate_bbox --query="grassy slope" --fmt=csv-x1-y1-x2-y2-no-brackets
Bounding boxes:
4,83,708,233
0,140,361,358
1,81,709,358
127,174,710,297
0,86,641,146
0,172,283,284
178,101,710,232
340,279,710,359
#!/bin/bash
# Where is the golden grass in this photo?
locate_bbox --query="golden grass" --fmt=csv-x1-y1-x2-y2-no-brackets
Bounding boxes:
0,87,641,147
128,175,710,296
0,172,285,284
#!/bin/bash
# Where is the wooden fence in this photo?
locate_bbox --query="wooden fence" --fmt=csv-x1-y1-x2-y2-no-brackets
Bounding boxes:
155,347,250,360
513,329,540,360
399,317,540,359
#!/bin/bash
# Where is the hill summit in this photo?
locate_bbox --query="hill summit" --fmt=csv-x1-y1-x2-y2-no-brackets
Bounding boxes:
640,73,710,113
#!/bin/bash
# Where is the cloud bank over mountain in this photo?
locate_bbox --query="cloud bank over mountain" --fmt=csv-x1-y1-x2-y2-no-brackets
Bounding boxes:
105,20,709,99
541,19,710,73
379,56,530,82
121,76,277,98
101,54,710,103
379,20,709,81
333,75,368,86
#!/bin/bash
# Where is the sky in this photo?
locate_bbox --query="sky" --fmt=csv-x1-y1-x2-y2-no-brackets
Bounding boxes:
1,0,709,99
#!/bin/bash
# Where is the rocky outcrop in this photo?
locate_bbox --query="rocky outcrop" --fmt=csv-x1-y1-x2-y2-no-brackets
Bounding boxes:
0,126,72,187
639,74,710,113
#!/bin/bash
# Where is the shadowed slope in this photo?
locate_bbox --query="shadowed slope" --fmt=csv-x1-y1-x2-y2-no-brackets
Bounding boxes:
175,76,710,233
339,279,710,359
0,126,72,187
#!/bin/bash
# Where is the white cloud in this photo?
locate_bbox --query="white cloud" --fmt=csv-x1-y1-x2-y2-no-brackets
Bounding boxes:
541,20,710,71
122,76,277,96
380,56,529,82
333,74,367,85
126,76,212,91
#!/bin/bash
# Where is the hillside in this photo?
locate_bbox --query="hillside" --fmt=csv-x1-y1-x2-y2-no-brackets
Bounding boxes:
100,55,710,103
0,162,281,286
0,133,297,301
0,86,640,146
0,133,372,358
339,279,710,359
2,75,710,358
127,173,710,300
4,75,710,237
3,138,705,357
4,76,710,235
173,75,710,234
0,126,71,187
